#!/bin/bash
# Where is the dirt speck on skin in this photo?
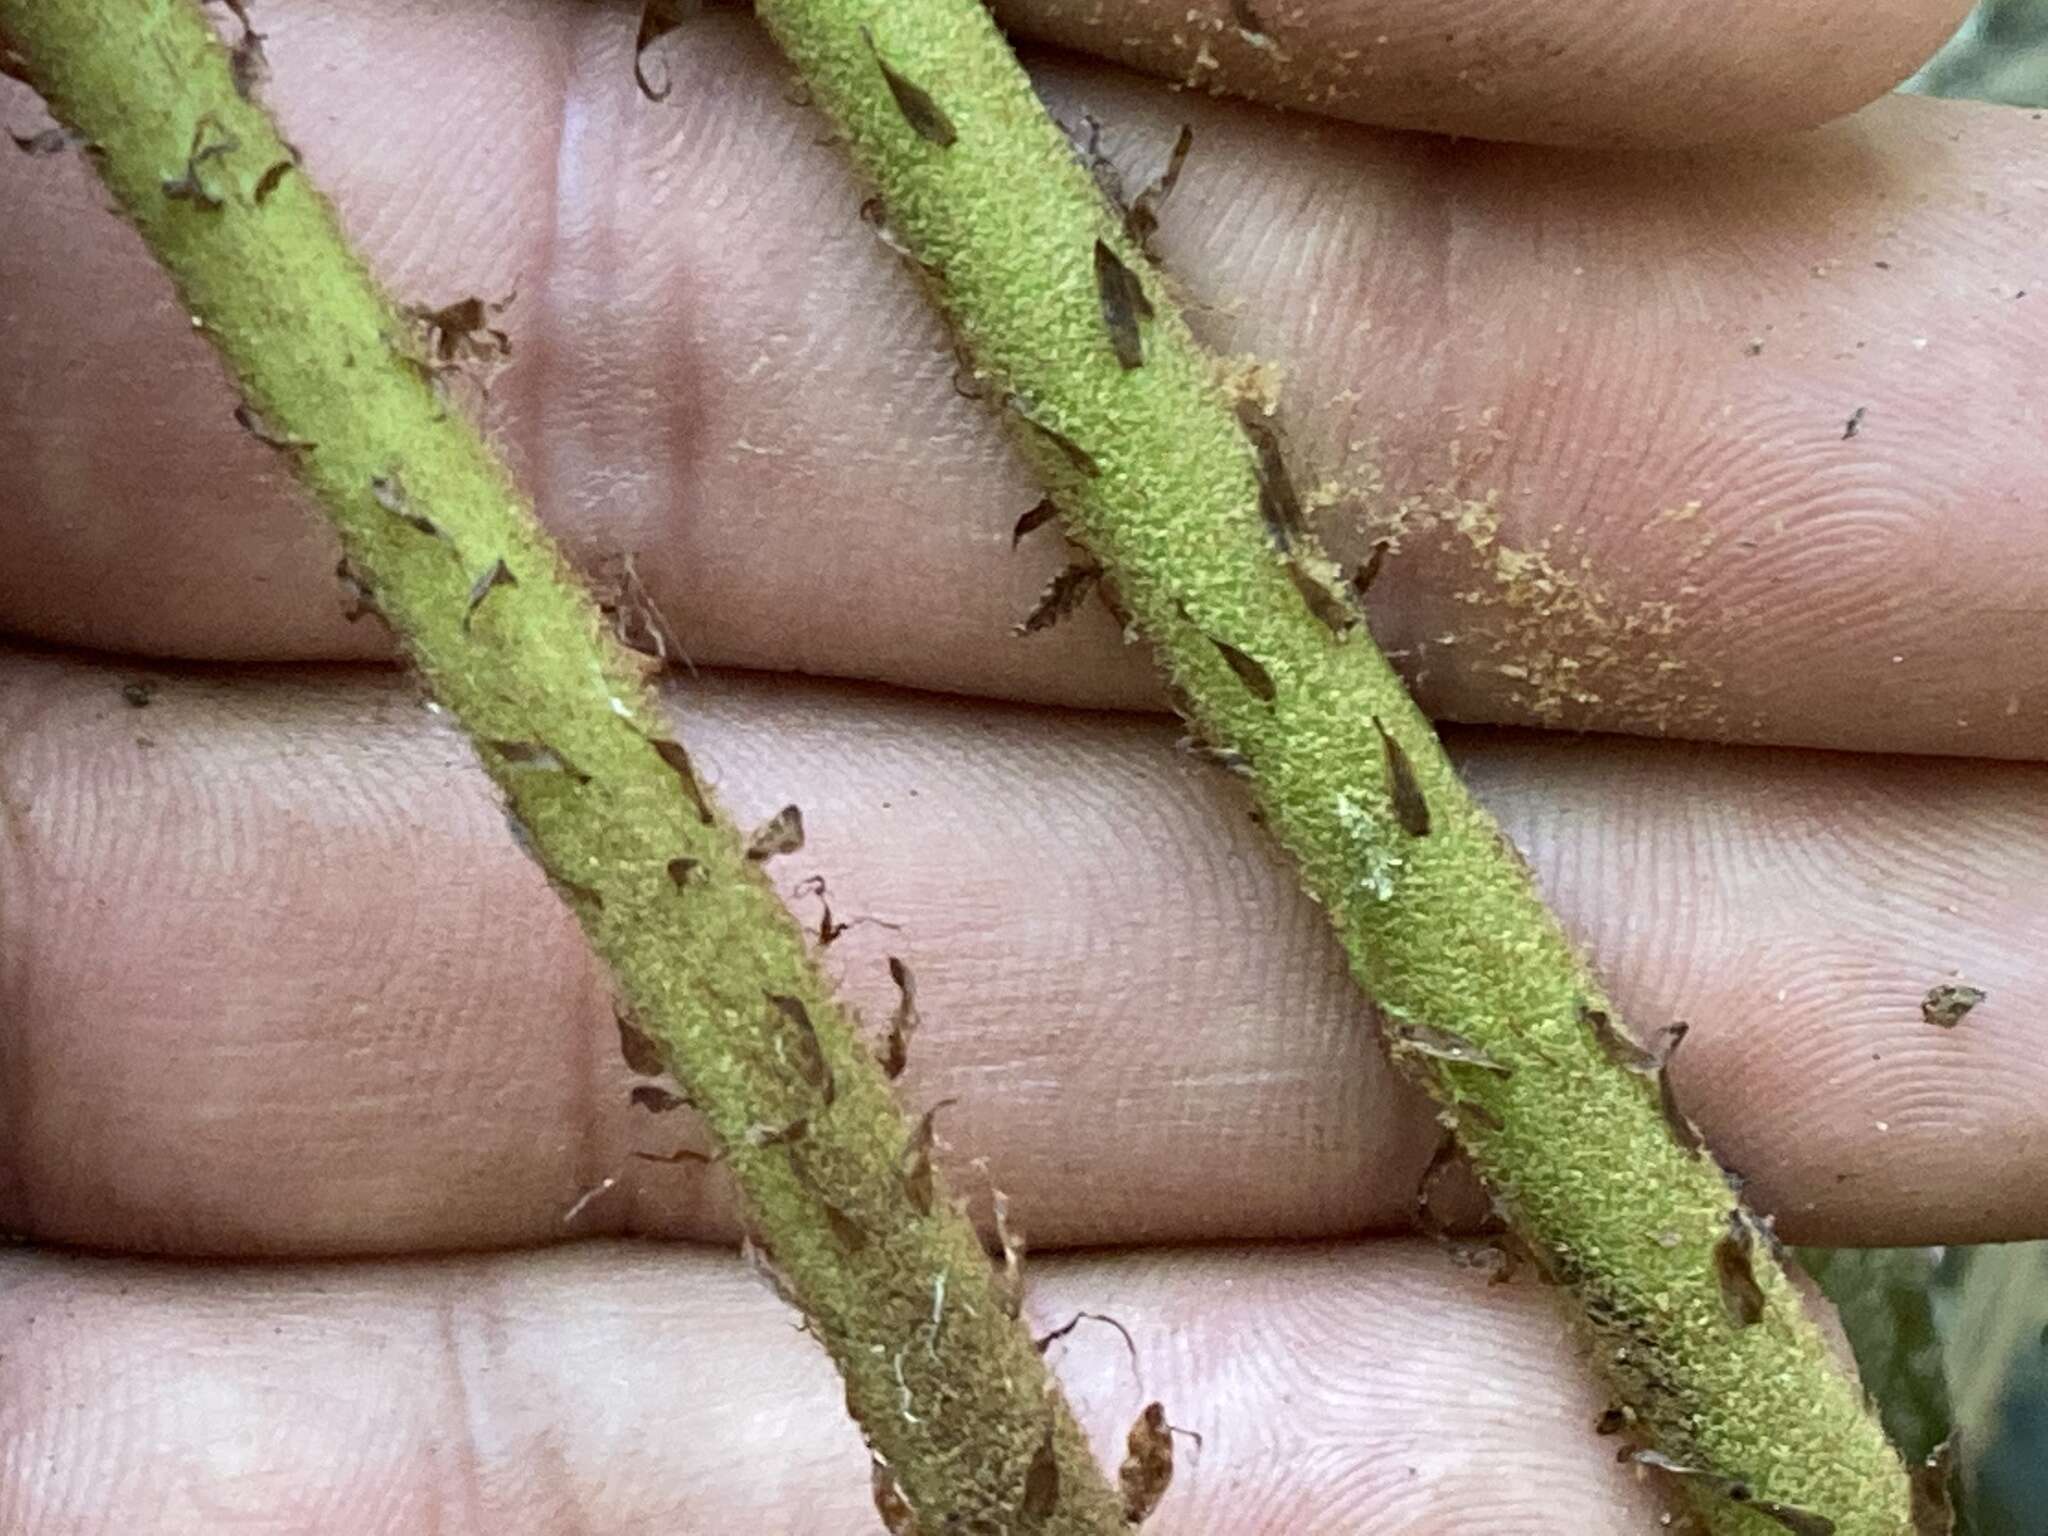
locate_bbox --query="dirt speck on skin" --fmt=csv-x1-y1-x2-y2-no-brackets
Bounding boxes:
1326,413,1726,736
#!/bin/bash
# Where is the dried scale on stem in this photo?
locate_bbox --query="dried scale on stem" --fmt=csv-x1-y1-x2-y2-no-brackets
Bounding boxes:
750,0,1919,1530
0,2,1134,1530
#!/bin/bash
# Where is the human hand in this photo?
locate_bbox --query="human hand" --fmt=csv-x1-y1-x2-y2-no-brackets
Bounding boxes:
2,2,2041,1529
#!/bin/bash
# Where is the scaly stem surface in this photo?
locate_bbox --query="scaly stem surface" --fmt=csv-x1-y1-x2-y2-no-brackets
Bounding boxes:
0,3,1129,1529
751,1,1915,1530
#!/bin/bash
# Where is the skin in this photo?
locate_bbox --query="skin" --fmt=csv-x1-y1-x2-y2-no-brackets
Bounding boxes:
0,0,2040,1529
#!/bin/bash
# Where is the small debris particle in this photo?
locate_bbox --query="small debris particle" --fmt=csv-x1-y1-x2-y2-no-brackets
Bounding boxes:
1034,1310,1139,1365
252,157,294,203
488,739,590,784
1373,716,1430,836
1713,1210,1767,1327
1593,1405,1632,1436
1580,1003,1665,1074
630,1084,686,1114
595,551,691,675
1654,1023,1706,1154
745,803,805,861
233,402,313,451
858,195,924,266
1092,237,1153,369
228,16,267,98
993,1188,1026,1317
1126,124,1193,257
1910,1435,1958,1536
1119,1402,1174,1524
1011,497,1059,547
651,738,716,825
666,856,699,886
767,991,834,1104
1239,408,1307,551
1843,406,1866,441
405,293,513,367
633,0,684,101
1388,1018,1511,1075
631,1144,715,1165
1178,737,1251,776
1287,560,1356,634
464,557,518,630
120,680,156,709
1015,561,1103,636
823,1200,868,1252
162,113,235,209
862,26,957,147
899,1097,956,1215
1230,0,1273,44
1010,398,1102,477
1019,1425,1061,1519
617,1010,666,1077
337,558,381,623
561,1175,619,1225
871,1459,917,1535
1351,540,1390,600
1209,636,1276,701
1920,983,1984,1029
748,1115,810,1148
370,473,442,538
882,956,919,1079
9,126,81,156
1414,1128,1460,1237
794,874,849,946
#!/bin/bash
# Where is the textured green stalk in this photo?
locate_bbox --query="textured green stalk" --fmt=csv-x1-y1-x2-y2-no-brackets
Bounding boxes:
753,2,1914,1530
0,4,1128,1530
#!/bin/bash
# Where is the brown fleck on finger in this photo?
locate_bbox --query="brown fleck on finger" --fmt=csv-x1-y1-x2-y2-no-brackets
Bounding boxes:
1119,1401,1175,1524
463,557,517,630
1712,1210,1766,1328
404,292,514,367
861,26,957,148
794,875,848,946
629,1085,687,1115
1014,561,1103,637
745,803,805,861
1373,716,1431,837
1920,982,1984,1028
1092,237,1153,370
881,956,919,1080
222,0,267,100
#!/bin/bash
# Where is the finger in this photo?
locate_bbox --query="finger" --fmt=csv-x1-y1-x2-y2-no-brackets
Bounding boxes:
4,29,2045,756
2,647,2042,1257
992,0,1971,145
0,1239,1671,1533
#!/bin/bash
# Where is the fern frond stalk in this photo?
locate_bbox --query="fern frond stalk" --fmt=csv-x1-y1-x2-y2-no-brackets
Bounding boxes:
751,1,1915,1530
0,3,1130,1529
